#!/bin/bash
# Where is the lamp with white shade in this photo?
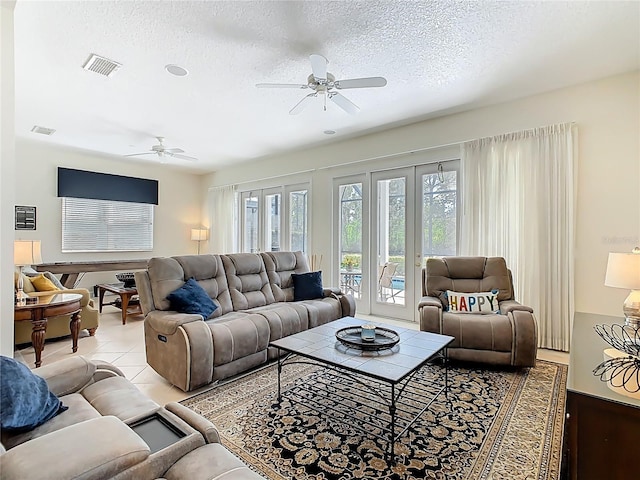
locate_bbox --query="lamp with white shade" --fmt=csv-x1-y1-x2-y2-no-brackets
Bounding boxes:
14,240,43,303
191,228,209,255
605,247,640,326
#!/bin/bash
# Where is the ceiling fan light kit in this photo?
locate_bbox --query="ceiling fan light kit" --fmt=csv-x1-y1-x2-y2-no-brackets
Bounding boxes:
256,54,387,115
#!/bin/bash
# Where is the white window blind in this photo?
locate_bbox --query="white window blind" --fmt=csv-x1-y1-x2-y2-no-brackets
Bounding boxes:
62,198,153,252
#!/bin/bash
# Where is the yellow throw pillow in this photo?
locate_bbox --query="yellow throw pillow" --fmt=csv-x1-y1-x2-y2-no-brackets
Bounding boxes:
14,272,36,293
30,274,59,292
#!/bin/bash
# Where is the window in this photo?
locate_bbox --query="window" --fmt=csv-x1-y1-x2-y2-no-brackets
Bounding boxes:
62,198,153,252
239,184,309,254
288,188,308,253
242,193,259,253
338,182,364,299
265,192,282,251
421,169,457,258
339,183,363,267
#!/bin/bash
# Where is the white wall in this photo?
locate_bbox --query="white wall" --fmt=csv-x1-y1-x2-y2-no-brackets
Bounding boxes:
14,140,204,291
1,1,17,356
204,71,640,320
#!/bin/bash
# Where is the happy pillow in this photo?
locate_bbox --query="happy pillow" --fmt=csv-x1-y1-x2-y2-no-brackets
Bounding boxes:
446,290,499,314
167,277,218,319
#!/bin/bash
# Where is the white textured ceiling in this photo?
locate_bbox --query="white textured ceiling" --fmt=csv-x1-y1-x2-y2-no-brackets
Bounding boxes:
14,1,640,173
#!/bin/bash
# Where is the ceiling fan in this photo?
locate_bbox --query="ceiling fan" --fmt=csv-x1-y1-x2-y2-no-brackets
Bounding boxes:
256,54,387,115
125,137,197,162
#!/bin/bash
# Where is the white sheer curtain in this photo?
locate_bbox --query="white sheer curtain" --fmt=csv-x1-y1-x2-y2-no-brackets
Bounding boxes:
460,123,577,351
207,185,237,254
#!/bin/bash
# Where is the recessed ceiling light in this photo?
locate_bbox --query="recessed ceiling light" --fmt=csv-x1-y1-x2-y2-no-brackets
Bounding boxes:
165,64,189,77
324,130,336,135
31,126,56,136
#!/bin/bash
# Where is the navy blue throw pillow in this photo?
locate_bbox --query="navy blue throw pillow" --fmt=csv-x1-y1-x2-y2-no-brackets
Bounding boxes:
0,356,68,432
167,277,218,319
292,271,324,301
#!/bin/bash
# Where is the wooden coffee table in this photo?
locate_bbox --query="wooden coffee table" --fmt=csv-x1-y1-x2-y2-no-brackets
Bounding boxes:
97,283,142,325
14,293,83,368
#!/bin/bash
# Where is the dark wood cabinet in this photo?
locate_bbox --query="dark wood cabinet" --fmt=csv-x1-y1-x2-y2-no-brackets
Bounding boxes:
563,313,640,480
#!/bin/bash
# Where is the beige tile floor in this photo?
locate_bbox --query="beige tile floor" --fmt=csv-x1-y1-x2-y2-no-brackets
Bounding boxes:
14,308,569,405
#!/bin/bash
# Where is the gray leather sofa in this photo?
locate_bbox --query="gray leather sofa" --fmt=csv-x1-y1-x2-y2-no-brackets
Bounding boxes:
0,356,264,480
418,256,538,367
135,251,355,391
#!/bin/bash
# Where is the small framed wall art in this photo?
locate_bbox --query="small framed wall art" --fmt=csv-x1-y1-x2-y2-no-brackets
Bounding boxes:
15,205,36,230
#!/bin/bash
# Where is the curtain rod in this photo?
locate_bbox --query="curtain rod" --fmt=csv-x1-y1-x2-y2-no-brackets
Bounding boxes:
207,120,574,190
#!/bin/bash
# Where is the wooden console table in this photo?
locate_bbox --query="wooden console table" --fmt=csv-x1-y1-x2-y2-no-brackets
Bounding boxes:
562,312,640,479
14,293,83,368
97,283,142,325
35,259,149,288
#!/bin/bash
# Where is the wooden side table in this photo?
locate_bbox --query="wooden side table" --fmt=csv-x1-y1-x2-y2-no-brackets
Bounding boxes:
14,293,83,368
97,283,142,325
563,312,640,479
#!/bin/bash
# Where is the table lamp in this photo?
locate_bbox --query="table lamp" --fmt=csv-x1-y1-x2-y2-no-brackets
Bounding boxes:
605,247,640,326
191,228,209,255
14,240,43,303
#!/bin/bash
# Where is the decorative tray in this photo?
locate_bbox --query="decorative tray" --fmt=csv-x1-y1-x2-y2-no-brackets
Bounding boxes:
335,326,400,351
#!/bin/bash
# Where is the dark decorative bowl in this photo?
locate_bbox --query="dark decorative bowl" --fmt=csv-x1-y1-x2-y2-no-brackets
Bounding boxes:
116,272,136,288
335,326,400,351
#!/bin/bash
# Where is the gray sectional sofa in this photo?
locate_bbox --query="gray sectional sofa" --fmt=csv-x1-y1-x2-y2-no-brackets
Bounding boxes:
135,251,355,391
0,356,264,480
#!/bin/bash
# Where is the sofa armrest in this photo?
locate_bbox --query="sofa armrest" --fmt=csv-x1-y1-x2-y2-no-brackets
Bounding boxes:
418,296,443,334
135,270,155,316
38,356,125,396
500,300,534,314
37,356,98,396
323,287,341,296
165,402,221,443
503,306,538,367
146,310,206,336
90,359,126,382
0,417,150,480
60,288,92,307
418,295,443,310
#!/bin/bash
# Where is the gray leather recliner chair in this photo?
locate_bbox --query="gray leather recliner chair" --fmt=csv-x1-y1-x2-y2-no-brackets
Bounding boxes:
418,256,538,367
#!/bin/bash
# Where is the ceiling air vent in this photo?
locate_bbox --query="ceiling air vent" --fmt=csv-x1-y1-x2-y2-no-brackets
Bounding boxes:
82,54,121,77
31,126,56,136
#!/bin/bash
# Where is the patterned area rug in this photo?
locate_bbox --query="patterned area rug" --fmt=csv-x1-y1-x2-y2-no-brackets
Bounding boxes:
181,359,567,480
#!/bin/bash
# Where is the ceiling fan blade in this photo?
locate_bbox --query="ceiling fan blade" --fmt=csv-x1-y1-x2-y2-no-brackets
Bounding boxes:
125,152,154,157
309,54,328,81
335,76,388,89
168,152,198,162
329,92,360,115
256,83,309,89
164,148,184,154
289,93,317,115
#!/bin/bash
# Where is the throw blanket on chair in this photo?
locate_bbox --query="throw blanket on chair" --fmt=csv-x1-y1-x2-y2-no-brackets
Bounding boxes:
0,356,67,432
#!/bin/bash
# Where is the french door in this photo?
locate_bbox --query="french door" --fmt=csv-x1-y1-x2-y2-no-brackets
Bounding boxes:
335,162,458,322
334,175,370,307
370,168,414,319
239,185,309,254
